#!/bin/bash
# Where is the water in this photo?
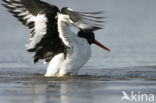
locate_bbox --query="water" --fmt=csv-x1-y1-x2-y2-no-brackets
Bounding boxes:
0,66,156,103
0,0,156,103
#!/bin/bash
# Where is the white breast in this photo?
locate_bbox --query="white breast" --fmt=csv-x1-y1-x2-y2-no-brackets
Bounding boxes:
59,35,91,76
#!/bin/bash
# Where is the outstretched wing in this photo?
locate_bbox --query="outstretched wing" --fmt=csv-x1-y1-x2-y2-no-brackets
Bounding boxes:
2,0,67,63
61,7,105,31
2,0,60,52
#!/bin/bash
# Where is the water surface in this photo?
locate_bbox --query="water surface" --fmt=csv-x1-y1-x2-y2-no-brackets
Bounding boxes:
0,66,156,103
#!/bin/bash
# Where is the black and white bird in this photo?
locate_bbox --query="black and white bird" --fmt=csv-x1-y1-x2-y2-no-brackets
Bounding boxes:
2,0,110,77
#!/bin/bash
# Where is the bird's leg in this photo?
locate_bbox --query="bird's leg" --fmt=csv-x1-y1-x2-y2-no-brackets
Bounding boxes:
44,53,64,77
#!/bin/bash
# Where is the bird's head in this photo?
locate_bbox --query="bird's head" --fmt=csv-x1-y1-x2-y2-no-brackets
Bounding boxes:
78,30,110,52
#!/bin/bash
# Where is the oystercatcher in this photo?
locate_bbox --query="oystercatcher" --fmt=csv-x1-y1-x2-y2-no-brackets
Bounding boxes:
2,0,110,77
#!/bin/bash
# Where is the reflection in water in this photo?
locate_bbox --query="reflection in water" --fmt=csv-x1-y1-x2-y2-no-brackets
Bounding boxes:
32,80,94,103
33,84,47,103
59,81,93,103
26,77,156,103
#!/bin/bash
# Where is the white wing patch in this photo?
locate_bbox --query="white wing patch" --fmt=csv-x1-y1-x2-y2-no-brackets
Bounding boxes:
3,0,48,51
27,14,47,50
57,13,73,48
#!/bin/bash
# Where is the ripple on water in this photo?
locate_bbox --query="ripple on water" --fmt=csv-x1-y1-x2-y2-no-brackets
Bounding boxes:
0,66,156,83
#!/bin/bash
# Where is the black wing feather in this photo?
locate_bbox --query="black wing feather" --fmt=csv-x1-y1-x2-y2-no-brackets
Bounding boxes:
2,0,66,63
61,7,105,31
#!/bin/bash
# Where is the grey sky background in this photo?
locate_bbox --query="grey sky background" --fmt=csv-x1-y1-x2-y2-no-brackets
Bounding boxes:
0,0,156,68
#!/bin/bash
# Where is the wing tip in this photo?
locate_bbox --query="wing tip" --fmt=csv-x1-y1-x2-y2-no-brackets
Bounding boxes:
2,3,8,8
90,26,103,31
78,11,105,15
2,0,10,3
74,10,105,31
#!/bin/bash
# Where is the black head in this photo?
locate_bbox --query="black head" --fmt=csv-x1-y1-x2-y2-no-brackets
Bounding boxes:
77,30,111,51
78,30,95,44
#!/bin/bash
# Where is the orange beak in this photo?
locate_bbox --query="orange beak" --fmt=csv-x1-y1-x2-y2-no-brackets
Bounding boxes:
94,40,111,52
